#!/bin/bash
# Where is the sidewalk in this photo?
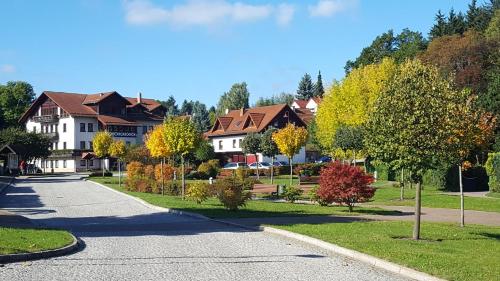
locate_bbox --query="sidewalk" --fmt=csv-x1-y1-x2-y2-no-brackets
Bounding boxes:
0,178,35,228
222,205,500,227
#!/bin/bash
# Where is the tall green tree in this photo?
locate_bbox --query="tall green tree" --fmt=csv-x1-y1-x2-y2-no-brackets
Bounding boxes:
296,73,315,100
241,133,262,179
0,128,50,162
260,128,279,184
314,71,325,97
158,95,179,116
333,125,364,165
191,101,210,133
216,82,250,115
0,81,36,128
255,92,294,107
365,59,471,240
430,10,448,39
194,139,215,162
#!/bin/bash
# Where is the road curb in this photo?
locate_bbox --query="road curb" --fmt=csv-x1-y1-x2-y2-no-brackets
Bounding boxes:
0,177,15,194
87,179,446,281
0,233,80,264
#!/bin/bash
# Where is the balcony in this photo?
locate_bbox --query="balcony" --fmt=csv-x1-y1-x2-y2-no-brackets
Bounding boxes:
33,115,59,123
43,132,59,140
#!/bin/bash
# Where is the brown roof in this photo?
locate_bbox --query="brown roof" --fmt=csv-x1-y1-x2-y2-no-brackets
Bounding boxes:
294,108,315,124
293,99,308,108
205,104,306,137
310,97,322,104
19,91,164,124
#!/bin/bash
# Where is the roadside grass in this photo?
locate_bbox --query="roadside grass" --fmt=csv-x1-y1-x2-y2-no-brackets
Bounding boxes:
486,192,500,199
273,221,500,281
90,177,393,219
0,228,74,255
369,183,500,213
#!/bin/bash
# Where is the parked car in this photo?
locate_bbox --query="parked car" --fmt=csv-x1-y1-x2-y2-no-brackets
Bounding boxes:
248,162,271,170
223,162,248,170
316,156,332,163
272,161,288,166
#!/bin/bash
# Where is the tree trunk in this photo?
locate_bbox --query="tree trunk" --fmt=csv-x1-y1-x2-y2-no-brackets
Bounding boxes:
413,180,422,240
102,158,105,177
400,168,404,201
289,157,293,187
353,151,356,167
270,155,274,185
161,158,164,196
181,156,185,199
459,164,464,227
255,153,260,180
118,159,121,188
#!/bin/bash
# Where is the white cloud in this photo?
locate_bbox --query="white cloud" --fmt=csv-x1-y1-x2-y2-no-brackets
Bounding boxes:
276,4,295,26
124,0,294,28
308,0,357,18
0,64,15,73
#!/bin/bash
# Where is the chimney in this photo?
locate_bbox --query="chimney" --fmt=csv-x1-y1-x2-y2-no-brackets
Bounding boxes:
225,108,229,115
137,92,142,104
240,108,244,116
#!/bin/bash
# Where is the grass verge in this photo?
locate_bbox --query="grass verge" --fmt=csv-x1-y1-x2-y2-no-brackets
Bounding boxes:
0,227,74,255
90,177,392,219
273,221,500,281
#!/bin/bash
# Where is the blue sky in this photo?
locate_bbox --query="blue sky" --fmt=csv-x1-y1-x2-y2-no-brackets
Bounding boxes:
0,0,470,107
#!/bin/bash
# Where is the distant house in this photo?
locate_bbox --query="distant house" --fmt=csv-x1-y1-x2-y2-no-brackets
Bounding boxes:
291,97,321,114
19,91,165,172
204,104,307,164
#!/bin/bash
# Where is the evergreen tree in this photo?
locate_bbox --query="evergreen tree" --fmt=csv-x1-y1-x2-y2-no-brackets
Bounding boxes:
430,10,448,39
446,9,467,35
191,101,211,133
467,0,481,29
180,100,193,115
216,82,250,115
314,71,325,97
296,73,315,100
158,95,178,116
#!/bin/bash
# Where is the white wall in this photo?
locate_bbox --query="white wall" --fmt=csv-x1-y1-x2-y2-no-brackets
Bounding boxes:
73,117,98,149
211,135,245,153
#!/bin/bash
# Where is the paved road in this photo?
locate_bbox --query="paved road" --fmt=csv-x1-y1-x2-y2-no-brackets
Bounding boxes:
0,175,408,281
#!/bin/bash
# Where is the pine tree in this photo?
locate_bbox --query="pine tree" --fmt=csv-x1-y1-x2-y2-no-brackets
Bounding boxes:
296,73,315,100
314,71,325,97
467,0,481,29
430,10,447,39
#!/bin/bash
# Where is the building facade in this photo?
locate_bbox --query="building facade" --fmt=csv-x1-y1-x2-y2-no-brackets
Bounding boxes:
19,91,165,172
204,104,307,164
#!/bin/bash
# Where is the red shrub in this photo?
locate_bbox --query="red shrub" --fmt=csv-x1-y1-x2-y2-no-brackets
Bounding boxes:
317,161,375,212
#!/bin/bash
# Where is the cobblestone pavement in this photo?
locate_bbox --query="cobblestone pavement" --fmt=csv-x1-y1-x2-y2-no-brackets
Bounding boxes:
0,175,409,281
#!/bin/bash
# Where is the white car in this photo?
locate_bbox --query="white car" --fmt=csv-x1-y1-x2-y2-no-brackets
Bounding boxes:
248,162,271,170
223,162,248,170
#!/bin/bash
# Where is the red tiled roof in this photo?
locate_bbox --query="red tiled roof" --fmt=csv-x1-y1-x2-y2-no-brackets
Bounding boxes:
310,97,322,104
205,104,306,137
294,108,315,124
293,99,308,108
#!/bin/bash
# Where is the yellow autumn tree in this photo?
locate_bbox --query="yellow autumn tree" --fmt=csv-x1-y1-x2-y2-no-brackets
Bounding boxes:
163,117,200,199
109,140,126,188
92,131,113,177
145,125,172,195
272,123,308,187
316,57,397,154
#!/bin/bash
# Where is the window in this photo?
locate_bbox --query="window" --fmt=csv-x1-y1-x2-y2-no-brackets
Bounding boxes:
63,160,67,168
50,161,53,168
218,140,223,150
33,126,36,133
80,141,86,150
80,160,86,166
89,160,93,166
50,125,54,133
89,141,93,150
142,126,147,134
55,160,59,168
238,139,242,148
88,123,94,132
232,139,236,148
55,125,58,132
80,123,86,132
41,161,45,168
63,123,66,132
63,142,67,150
54,142,58,150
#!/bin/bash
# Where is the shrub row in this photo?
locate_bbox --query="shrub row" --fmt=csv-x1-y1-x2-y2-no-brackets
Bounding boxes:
486,153,500,192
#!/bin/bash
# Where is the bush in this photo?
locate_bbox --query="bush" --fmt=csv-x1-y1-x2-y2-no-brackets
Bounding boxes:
154,163,175,183
197,160,219,179
126,161,144,178
282,185,303,203
186,182,212,204
318,161,375,212
88,170,113,177
486,152,500,192
164,181,181,196
214,177,252,211
308,186,329,206
294,163,324,176
144,165,155,179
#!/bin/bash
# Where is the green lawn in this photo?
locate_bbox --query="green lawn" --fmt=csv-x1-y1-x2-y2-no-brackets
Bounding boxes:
90,177,392,219
486,192,500,199
274,221,500,281
369,183,500,213
0,228,74,255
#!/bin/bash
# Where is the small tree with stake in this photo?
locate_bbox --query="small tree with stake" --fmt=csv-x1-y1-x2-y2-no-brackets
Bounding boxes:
109,140,126,188
145,125,172,195
365,59,473,240
241,133,262,179
272,123,308,187
93,131,113,177
260,127,279,184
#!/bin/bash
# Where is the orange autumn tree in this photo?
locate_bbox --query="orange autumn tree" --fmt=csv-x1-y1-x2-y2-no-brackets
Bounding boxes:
145,125,172,195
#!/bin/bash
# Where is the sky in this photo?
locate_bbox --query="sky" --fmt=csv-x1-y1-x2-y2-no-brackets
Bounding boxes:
0,0,470,107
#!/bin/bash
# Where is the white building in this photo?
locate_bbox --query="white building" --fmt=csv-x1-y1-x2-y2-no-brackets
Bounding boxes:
291,97,321,114
204,104,308,164
19,91,165,172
